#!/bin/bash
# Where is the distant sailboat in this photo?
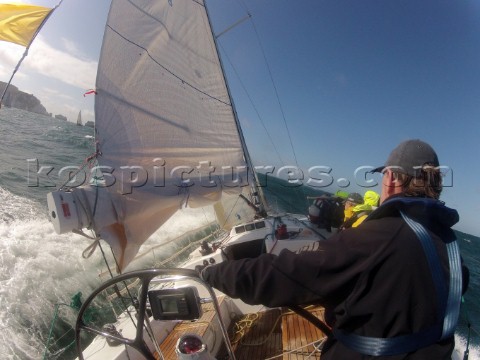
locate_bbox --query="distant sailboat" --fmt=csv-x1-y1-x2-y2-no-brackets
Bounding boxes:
76,110,82,126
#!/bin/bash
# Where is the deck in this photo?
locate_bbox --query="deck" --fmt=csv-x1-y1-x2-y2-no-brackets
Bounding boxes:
155,297,225,359
281,306,326,359
157,302,327,360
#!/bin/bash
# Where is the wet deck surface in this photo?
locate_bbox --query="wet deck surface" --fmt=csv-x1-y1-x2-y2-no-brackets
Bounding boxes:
157,301,327,359
219,308,284,359
281,306,326,359
216,305,326,359
156,297,225,360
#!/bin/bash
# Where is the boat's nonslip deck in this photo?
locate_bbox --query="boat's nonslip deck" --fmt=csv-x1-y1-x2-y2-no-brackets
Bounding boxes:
157,302,327,360
220,308,283,359
155,297,225,360
281,306,326,359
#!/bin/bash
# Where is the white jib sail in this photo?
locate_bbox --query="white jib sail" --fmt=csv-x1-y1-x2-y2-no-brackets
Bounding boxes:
48,0,251,270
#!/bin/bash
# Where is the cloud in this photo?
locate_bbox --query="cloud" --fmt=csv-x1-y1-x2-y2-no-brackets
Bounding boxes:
22,36,97,90
61,37,82,57
0,42,25,79
0,35,97,90
0,34,98,121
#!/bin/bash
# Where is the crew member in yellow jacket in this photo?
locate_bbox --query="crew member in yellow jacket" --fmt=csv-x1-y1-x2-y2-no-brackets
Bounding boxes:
340,190,380,230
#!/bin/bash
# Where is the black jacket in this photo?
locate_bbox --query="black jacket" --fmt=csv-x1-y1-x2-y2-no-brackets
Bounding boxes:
202,197,465,359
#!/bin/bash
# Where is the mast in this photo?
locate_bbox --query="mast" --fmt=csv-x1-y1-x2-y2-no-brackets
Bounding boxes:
203,0,268,217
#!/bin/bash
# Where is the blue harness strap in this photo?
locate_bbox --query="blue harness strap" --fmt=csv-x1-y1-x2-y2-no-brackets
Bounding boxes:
401,213,448,321
333,210,462,356
443,239,462,338
334,325,441,356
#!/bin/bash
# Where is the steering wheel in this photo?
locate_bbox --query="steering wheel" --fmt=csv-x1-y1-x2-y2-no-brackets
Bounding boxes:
75,268,234,360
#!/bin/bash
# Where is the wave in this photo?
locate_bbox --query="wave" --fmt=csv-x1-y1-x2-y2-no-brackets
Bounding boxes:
0,186,219,358
44,125,95,150
0,187,104,359
455,333,480,360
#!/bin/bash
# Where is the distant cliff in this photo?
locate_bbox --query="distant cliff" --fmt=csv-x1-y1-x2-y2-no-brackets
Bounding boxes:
0,81,49,116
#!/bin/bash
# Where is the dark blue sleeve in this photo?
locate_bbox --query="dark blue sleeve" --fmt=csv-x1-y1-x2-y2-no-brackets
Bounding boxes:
201,235,366,308
202,252,311,307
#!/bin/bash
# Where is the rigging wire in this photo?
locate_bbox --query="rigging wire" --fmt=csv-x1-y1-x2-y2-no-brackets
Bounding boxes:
247,15,314,210
251,24,300,168
217,43,285,166
58,149,99,190
215,0,299,170
238,0,300,169
223,0,312,209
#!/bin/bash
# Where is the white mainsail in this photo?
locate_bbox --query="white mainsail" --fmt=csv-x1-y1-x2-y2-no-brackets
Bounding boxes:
47,0,257,270
76,110,82,126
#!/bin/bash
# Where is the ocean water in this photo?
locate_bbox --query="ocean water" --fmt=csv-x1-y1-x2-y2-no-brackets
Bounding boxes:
0,107,479,359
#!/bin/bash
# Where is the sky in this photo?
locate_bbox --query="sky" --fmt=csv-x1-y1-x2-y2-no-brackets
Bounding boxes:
1,0,479,236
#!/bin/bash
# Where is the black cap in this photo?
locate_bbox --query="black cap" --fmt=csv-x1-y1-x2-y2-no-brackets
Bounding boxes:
347,192,363,204
372,139,439,177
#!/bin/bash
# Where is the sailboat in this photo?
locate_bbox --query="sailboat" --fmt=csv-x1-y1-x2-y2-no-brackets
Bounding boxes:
43,1,466,360
46,1,332,359
76,110,83,126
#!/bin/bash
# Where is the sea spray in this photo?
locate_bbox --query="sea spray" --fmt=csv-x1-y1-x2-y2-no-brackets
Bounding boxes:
124,206,218,271
0,188,104,359
0,192,224,359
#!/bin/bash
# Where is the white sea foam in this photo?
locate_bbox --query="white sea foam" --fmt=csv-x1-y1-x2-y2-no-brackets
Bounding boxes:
455,333,480,360
0,186,221,358
0,187,104,359
124,206,217,270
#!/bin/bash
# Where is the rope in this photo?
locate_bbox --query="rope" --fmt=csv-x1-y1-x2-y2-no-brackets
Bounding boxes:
229,307,326,348
58,149,100,190
43,303,64,359
264,338,326,360
45,339,75,359
42,302,74,360
227,305,327,360
461,296,472,359
230,313,259,345
42,294,122,359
